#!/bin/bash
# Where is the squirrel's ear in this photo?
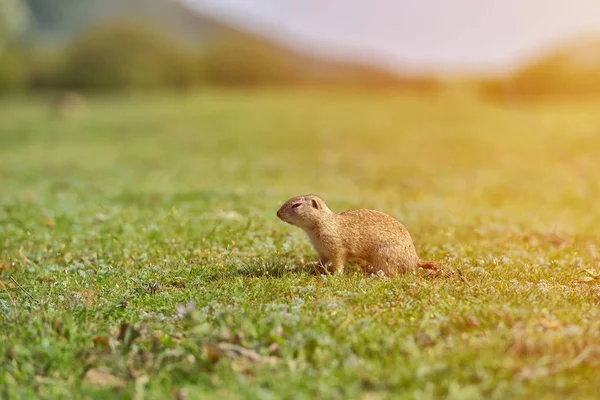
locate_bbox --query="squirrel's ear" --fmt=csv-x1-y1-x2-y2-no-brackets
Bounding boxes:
311,199,320,209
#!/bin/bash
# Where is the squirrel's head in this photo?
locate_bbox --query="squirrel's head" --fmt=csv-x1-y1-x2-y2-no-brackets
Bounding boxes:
276,194,331,229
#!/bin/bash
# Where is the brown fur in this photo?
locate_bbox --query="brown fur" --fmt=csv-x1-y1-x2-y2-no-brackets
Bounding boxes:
276,194,444,276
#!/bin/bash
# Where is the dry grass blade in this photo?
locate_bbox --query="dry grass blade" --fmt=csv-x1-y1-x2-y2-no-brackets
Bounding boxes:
9,276,39,305
217,343,278,365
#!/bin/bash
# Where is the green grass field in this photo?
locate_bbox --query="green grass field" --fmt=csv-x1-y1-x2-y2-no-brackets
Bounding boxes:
1,90,600,399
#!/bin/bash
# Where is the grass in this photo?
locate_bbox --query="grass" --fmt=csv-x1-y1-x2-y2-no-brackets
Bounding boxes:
1,89,600,399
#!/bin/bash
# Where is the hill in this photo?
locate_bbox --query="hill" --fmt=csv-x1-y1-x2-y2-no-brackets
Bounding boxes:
482,38,600,100
14,0,438,90
23,0,234,46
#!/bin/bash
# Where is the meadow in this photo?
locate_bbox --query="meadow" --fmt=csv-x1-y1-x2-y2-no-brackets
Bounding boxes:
1,89,600,399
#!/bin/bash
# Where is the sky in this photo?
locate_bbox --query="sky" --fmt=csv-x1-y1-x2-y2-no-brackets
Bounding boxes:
187,0,600,75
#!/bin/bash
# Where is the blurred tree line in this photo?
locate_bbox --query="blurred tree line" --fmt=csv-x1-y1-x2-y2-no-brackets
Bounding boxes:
0,18,439,93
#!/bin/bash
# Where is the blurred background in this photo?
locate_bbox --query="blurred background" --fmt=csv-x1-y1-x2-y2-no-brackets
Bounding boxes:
1,0,600,98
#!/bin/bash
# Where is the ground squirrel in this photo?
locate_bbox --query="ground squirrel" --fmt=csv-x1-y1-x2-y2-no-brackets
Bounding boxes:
277,194,444,276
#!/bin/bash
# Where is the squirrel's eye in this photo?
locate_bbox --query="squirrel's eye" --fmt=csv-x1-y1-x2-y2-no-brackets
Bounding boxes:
291,203,301,209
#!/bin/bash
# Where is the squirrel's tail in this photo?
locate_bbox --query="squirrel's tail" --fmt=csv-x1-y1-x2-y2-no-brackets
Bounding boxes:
417,260,453,277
